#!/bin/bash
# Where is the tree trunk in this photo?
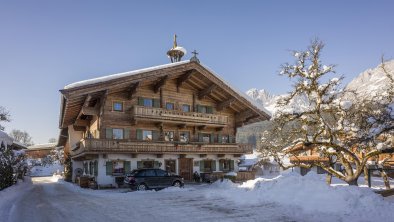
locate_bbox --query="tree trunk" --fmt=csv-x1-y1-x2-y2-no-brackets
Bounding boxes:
347,179,358,186
381,170,391,190
325,173,332,185
363,166,369,186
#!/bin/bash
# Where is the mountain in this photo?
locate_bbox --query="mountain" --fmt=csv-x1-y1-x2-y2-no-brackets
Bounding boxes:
345,60,394,96
246,88,278,113
246,60,394,113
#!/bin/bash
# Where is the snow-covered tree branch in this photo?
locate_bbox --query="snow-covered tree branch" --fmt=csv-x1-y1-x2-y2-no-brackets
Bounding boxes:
259,40,394,185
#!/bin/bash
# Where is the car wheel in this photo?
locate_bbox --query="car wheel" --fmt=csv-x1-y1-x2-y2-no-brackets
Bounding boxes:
137,183,147,191
173,181,181,187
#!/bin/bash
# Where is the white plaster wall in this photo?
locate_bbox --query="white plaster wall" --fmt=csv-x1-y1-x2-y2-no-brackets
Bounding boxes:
90,153,242,186
71,160,83,182
67,125,83,147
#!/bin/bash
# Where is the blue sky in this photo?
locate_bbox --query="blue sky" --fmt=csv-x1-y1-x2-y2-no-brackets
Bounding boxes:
0,1,393,144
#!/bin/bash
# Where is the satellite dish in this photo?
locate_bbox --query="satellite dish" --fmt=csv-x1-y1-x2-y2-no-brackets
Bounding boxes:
74,168,83,177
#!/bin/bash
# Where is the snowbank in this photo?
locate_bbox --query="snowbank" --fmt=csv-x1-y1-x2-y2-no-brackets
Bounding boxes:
30,162,63,177
0,177,32,220
206,172,394,221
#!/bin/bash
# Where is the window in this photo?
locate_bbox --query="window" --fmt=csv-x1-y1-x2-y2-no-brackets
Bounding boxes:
179,131,189,143
200,160,216,173
166,102,174,110
164,131,174,141
202,134,210,143
182,104,190,112
197,105,213,114
112,128,124,139
221,135,229,143
113,101,123,111
155,169,168,176
144,98,153,107
113,161,124,174
143,130,153,141
219,159,234,172
137,160,154,169
165,160,176,174
145,169,156,177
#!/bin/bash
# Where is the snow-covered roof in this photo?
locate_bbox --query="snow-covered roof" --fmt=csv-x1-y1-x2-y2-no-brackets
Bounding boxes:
64,60,190,90
27,143,57,150
62,60,271,118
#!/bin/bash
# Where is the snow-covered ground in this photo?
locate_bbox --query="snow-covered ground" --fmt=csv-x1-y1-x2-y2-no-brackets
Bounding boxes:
1,172,393,222
29,161,63,177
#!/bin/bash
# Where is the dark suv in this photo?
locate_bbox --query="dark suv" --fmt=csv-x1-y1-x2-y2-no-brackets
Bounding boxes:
124,168,184,191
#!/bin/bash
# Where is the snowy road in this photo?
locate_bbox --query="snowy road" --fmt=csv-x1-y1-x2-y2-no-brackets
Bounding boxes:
5,177,298,222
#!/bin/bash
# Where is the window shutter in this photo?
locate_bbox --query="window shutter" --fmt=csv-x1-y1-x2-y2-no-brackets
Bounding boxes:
138,97,144,106
137,161,143,169
124,161,131,173
229,135,234,143
211,160,216,171
207,106,213,114
219,159,223,171
136,129,143,140
199,160,204,172
153,99,160,108
198,133,203,142
94,161,98,176
105,128,113,139
217,134,222,143
124,129,130,139
105,161,113,175
210,133,215,143
152,131,160,141
154,161,161,169
230,160,235,171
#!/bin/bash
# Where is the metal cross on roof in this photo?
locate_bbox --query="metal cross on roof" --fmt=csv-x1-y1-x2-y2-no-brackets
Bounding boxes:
190,50,200,63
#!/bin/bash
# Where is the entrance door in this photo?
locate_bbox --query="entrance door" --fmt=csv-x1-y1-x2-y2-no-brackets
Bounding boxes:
178,158,193,181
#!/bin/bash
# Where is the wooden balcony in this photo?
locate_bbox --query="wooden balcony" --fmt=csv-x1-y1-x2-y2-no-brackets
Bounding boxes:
71,138,253,158
132,106,228,126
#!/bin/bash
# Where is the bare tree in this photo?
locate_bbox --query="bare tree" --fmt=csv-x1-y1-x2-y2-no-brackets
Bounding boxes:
259,40,394,186
9,129,34,146
0,106,11,130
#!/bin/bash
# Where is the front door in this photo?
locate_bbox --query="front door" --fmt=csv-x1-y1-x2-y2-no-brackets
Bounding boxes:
178,158,193,181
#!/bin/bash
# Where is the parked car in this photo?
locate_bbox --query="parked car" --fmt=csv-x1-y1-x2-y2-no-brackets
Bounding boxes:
124,168,184,191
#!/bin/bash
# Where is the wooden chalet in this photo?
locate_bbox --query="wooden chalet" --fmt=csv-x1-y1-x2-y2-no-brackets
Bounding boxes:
57,39,270,186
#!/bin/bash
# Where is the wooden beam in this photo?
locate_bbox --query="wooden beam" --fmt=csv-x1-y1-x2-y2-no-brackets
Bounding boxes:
176,70,194,91
153,75,168,93
74,119,90,127
82,106,100,116
73,125,86,132
128,82,140,100
198,84,217,100
235,110,254,121
217,98,235,111
76,94,92,120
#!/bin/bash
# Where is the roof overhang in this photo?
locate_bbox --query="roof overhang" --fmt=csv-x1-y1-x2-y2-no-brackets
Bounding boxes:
58,60,271,129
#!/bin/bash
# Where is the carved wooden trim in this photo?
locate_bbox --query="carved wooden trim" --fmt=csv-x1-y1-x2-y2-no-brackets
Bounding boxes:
198,84,217,100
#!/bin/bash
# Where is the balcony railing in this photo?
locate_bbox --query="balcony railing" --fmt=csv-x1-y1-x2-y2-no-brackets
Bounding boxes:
71,138,253,157
132,106,228,126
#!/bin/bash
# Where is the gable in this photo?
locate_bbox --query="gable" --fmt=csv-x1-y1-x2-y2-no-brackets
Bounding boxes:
59,60,271,128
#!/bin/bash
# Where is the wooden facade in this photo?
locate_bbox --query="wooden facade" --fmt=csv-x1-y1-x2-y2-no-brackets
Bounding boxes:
58,60,270,185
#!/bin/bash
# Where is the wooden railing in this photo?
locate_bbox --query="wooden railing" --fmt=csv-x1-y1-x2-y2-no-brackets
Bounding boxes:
71,139,253,156
133,106,228,126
